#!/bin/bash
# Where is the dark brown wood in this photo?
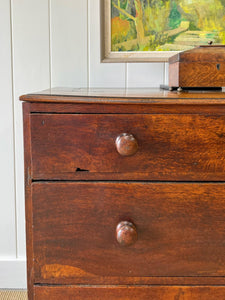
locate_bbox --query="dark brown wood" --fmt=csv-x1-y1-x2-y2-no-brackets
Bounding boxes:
34,285,225,300
31,113,225,181
169,46,225,88
169,62,225,88
23,102,34,300
116,221,138,247
115,133,138,156
32,182,225,284
22,89,225,299
31,276,225,286
169,45,225,64
27,102,225,115
179,63,225,88
20,87,225,104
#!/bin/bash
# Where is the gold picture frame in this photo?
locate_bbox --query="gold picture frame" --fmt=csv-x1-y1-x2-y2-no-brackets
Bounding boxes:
101,0,225,63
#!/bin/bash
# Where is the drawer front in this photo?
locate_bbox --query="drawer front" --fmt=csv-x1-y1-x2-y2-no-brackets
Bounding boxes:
31,114,225,181
32,182,225,284
34,286,225,300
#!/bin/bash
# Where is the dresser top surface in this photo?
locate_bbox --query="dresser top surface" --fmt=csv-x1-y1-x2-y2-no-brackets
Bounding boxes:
20,87,225,105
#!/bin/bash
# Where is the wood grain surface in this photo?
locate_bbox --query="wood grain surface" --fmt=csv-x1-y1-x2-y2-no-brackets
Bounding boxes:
34,285,225,300
168,46,225,88
31,113,225,180
27,102,225,114
169,45,225,64
22,94,225,299
32,182,225,284
20,88,225,105
179,63,225,88
23,103,34,300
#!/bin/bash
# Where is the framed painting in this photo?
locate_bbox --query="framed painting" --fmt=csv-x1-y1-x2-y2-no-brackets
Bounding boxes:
101,0,225,62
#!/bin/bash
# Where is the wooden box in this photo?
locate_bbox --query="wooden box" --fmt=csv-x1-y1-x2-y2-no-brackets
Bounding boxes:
168,45,225,90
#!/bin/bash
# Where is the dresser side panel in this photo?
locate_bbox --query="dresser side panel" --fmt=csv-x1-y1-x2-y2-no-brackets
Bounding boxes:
23,102,34,300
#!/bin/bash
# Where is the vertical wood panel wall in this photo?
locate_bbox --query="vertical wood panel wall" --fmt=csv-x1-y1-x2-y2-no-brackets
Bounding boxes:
0,0,168,288
0,0,17,288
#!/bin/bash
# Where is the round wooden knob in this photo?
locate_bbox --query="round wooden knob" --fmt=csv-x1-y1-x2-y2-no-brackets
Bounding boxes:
116,221,137,247
115,133,138,156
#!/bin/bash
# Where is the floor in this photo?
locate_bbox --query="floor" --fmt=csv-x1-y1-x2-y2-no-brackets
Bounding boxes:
0,290,27,300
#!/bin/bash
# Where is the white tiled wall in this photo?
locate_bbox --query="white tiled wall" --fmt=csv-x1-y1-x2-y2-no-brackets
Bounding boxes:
0,0,168,288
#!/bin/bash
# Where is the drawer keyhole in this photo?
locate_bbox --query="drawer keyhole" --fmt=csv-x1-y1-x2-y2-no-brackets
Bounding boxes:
217,64,220,71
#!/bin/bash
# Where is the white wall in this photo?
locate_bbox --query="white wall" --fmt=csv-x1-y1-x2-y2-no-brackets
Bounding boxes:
0,0,168,288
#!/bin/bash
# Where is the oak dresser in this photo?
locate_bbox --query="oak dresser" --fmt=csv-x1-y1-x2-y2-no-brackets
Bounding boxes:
20,88,225,300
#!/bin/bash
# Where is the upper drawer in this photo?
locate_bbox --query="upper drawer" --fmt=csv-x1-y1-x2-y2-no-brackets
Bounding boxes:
31,114,225,180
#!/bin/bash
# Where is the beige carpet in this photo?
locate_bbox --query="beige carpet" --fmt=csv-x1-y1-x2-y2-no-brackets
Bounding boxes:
0,290,27,300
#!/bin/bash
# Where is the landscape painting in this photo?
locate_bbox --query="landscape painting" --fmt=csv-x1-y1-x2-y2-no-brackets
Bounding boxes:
103,0,225,61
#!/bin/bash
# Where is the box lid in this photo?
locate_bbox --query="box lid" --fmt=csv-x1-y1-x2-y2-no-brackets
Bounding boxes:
169,45,225,64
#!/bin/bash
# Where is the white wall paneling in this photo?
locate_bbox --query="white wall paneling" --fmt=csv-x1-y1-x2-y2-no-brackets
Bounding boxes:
127,63,165,88
88,0,126,88
50,0,88,87
0,259,26,289
11,0,50,261
1,0,168,288
0,0,16,260
3,0,52,288
164,63,169,86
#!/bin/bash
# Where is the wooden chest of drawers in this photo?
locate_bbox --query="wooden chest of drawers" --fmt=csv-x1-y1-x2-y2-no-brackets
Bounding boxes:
21,88,225,299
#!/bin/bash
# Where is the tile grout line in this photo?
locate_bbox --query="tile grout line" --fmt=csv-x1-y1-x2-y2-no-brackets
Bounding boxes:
9,0,18,259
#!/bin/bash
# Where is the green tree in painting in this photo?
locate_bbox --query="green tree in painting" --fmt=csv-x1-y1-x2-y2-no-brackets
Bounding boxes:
111,0,225,51
112,0,145,47
169,1,181,29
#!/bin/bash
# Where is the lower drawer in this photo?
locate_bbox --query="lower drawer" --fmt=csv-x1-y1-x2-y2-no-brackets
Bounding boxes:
32,182,225,284
34,285,225,300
